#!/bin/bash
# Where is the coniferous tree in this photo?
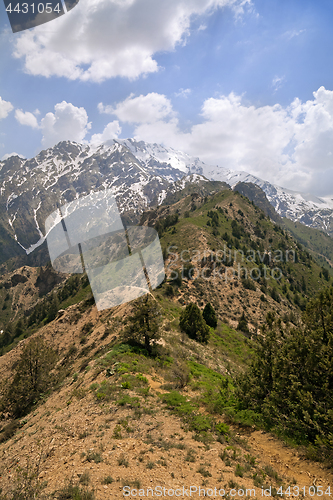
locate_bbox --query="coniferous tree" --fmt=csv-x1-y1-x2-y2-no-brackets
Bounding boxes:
236,286,333,455
123,295,162,355
203,303,217,329
237,312,249,334
179,303,210,343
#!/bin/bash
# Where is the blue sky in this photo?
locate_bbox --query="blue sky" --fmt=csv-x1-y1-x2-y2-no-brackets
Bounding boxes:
1,0,333,196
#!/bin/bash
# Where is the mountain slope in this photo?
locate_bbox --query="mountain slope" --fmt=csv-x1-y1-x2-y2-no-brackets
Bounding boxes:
1,138,333,268
0,188,333,498
0,141,204,260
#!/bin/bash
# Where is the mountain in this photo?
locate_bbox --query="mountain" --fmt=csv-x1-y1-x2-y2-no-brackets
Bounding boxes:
0,138,333,268
0,140,209,262
198,162,333,236
120,139,333,237
1,187,333,497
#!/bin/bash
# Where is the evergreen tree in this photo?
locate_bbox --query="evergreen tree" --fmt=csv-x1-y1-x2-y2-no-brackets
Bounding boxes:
179,303,210,343
123,295,162,355
203,303,217,329
47,294,59,323
237,312,249,334
236,286,333,455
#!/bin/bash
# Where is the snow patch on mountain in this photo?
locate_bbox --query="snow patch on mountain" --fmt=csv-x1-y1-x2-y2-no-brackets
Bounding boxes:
0,138,333,256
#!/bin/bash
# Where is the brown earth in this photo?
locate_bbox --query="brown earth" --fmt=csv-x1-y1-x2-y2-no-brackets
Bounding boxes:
0,299,332,499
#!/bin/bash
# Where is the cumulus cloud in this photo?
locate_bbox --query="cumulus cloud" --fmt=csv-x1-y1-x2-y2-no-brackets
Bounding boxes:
104,87,333,196
110,93,175,124
41,101,91,148
13,0,251,82
15,109,39,128
90,121,121,146
0,97,13,120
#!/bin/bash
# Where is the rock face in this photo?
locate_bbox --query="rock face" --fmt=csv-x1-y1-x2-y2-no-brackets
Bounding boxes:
232,182,281,223
0,138,333,266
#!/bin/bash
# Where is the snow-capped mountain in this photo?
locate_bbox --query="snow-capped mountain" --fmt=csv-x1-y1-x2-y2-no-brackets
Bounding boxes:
202,164,333,234
0,138,332,261
0,140,211,257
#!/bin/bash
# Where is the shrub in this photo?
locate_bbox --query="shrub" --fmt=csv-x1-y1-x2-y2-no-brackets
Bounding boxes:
185,449,196,462
237,312,249,335
117,454,129,467
165,285,174,297
172,360,190,389
197,466,212,477
1,337,57,418
0,419,20,444
179,304,210,343
203,303,217,328
102,476,114,485
86,451,103,463
242,278,256,291
55,481,95,500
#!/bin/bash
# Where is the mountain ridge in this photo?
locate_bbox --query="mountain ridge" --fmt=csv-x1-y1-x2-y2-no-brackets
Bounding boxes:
0,139,333,265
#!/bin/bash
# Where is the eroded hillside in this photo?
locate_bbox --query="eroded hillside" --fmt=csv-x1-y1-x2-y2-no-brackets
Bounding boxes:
0,188,332,499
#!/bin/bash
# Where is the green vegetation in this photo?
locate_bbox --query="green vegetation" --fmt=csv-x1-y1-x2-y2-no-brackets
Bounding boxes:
236,286,333,460
1,183,333,498
122,295,162,355
179,303,210,343
0,336,57,418
237,312,249,335
203,302,217,328
283,218,333,274
0,273,93,354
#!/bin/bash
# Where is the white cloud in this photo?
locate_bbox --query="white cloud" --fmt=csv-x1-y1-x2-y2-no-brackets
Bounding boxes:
90,121,121,146
106,87,333,196
175,88,192,98
41,101,91,148
0,97,13,120
272,75,285,92
111,93,175,124
13,0,251,82
283,29,306,41
15,109,39,129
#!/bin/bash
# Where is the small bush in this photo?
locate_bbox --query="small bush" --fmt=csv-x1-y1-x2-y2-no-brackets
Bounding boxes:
0,419,20,444
102,476,114,485
118,454,129,467
55,480,95,500
86,451,103,463
215,422,229,435
197,465,212,477
79,471,90,486
185,449,196,462
235,464,244,477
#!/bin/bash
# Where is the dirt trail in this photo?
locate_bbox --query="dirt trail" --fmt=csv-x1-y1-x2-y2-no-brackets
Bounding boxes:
248,429,333,492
